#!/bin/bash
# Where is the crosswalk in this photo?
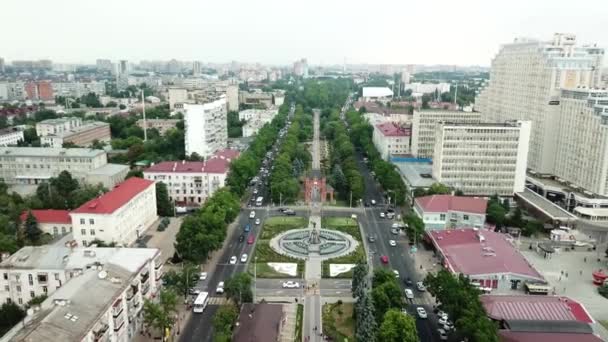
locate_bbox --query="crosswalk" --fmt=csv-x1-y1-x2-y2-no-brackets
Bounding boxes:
408,296,434,306
207,296,231,305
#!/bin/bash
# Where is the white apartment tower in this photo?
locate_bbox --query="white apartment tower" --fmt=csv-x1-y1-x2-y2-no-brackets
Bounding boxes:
476,33,604,174
432,121,531,197
554,88,608,195
184,95,228,158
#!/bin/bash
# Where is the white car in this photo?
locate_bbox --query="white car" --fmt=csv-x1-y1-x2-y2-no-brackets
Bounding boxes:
240,254,248,263
371,199,376,205
389,240,397,247
391,223,400,228
405,289,414,299
351,214,357,219
379,212,385,219
249,211,256,219
282,281,300,289
255,218,261,225
417,307,427,319
393,270,400,278
229,256,237,264
416,281,426,292
253,188,258,194
216,281,225,294
199,272,208,280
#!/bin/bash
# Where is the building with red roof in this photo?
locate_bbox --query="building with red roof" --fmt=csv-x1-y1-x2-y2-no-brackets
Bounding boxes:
414,194,487,230
70,177,157,246
427,228,545,291
372,122,412,160
480,295,602,342
20,210,72,237
143,149,239,207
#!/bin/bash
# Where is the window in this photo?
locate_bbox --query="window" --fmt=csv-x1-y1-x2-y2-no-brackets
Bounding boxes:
463,215,469,220
53,227,58,236
54,273,60,281
440,214,446,221
3,285,8,291
28,274,33,285
89,219,94,225
6,298,11,304
42,286,48,294
81,229,86,235
90,229,95,236
30,291,35,298
2,273,6,280
16,285,21,292
37,274,47,283
61,227,66,234
18,298,22,305
80,218,85,225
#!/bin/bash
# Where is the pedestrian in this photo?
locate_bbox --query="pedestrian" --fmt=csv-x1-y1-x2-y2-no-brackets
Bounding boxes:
584,257,587,262
580,270,583,276
566,272,568,278
561,270,564,275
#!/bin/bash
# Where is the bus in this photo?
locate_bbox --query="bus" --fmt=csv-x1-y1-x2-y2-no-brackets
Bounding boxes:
193,291,209,313
524,282,551,295
255,196,264,206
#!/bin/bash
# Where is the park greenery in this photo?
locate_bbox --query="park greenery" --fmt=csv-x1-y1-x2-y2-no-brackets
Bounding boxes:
224,272,253,306
227,111,245,138
424,269,498,342
0,302,25,336
320,217,365,278
485,194,543,236
322,301,356,341
174,188,240,262
412,182,452,198
142,288,179,339
322,109,364,204
345,110,408,205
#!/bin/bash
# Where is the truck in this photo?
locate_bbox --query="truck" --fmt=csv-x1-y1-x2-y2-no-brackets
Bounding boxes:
255,196,263,206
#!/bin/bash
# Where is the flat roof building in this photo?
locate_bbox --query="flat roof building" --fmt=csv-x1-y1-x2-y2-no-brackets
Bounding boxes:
414,194,487,230
184,96,228,158
372,122,411,160
39,121,111,148
0,127,24,147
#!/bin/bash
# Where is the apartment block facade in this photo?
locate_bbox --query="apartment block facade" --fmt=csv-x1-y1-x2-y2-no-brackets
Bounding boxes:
70,177,157,247
372,122,411,160
36,117,82,137
411,110,482,159
136,118,180,136
476,33,604,174
184,96,228,158
432,121,531,196
0,128,24,146
39,121,111,148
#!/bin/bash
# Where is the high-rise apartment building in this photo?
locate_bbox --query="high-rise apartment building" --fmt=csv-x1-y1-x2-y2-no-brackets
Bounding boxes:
118,60,129,75
193,61,202,76
184,95,228,158
411,110,482,159
554,88,608,195
476,33,604,174
25,81,54,101
432,121,531,196
95,58,113,71
0,58,5,73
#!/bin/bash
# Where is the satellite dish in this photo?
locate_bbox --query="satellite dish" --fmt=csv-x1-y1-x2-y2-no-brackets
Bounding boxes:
98,271,108,279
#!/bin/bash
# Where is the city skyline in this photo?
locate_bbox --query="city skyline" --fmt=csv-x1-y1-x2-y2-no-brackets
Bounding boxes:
2,0,606,66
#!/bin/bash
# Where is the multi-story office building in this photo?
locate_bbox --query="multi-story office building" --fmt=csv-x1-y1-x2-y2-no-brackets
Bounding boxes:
372,122,411,160
554,88,608,195
239,91,274,108
144,149,239,206
184,95,227,158
0,147,107,185
168,87,189,110
432,121,531,196
136,118,180,136
411,110,482,159
19,209,72,237
39,121,111,148
36,117,82,137
70,177,157,247
0,128,24,146
0,246,162,342
476,33,604,174
25,81,54,101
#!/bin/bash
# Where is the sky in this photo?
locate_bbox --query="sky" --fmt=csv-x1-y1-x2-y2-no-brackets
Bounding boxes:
2,0,607,66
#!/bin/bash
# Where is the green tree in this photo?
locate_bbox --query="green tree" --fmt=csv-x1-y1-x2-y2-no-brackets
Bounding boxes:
156,182,174,217
372,268,397,288
90,139,106,149
355,291,377,342
0,233,18,254
51,171,79,198
522,219,543,237
143,289,178,340
371,282,402,322
404,211,424,244
125,169,144,179
162,263,199,299
351,261,368,299
212,305,239,340
224,272,253,305
378,309,418,342
23,210,42,244
0,301,25,336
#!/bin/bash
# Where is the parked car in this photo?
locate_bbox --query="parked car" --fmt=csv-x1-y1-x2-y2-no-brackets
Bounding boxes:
282,281,300,288
284,209,296,216
247,235,255,244
437,310,448,321
277,207,286,212
416,282,426,292
389,240,397,247
404,278,413,286
351,214,357,219
189,288,201,295
405,289,414,299
199,272,208,280
216,281,225,294
380,255,389,264
417,307,427,319
386,212,395,219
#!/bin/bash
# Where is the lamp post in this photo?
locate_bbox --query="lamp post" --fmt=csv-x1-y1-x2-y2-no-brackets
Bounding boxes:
254,256,257,303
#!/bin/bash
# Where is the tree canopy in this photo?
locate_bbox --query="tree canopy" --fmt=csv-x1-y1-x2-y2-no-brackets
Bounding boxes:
378,309,418,342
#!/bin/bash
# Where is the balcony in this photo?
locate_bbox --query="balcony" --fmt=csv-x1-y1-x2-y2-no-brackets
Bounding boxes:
140,271,150,284
126,284,138,301
112,299,123,317
93,323,109,342
141,282,150,296
113,315,125,332
155,269,163,281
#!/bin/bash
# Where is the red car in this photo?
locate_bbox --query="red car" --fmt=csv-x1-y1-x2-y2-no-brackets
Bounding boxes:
380,255,389,264
247,235,255,244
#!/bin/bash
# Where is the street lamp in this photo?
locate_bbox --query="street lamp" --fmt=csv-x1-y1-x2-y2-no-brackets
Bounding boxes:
254,256,258,303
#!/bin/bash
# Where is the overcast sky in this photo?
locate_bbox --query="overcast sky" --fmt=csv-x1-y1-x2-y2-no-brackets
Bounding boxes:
2,0,606,66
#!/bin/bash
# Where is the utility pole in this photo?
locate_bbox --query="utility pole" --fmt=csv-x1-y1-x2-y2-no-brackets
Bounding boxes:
350,191,353,208
142,89,147,141
254,256,257,303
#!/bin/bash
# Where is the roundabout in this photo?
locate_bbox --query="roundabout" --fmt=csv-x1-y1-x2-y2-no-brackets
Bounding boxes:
270,227,359,260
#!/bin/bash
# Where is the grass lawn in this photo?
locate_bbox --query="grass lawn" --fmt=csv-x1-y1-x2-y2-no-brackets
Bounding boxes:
321,217,365,278
260,216,307,240
248,240,304,278
600,320,608,330
322,302,355,342
295,304,304,341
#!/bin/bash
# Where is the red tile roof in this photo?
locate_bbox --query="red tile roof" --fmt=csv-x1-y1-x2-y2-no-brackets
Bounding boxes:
144,149,239,174
480,295,593,323
71,177,155,214
20,210,71,224
428,229,544,281
499,331,603,342
375,122,411,137
415,195,487,214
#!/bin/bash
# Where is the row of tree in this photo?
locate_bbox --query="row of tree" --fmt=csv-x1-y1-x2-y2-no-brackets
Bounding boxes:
485,194,543,236
226,103,290,197
345,110,408,205
174,188,240,262
351,262,418,342
424,270,498,341
322,109,364,203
